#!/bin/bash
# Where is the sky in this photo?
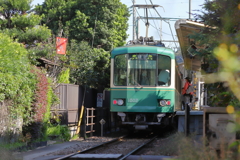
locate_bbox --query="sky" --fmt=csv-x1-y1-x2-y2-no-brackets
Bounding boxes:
32,0,205,50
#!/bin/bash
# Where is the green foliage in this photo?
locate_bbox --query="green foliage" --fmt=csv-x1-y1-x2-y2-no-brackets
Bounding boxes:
0,0,51,45
35,0,130,50
205,83,240,108
41,78,59,141
47,124,71,141
0,142,26,151
18,25,51,44
69,40,110,88
0,0,63,144
0,33,37,125
57,68,70,84
11,14,42,29
191,0,240,153
190,0,240,107
45,78,58,122
0,0,33,21
71,134,79,140
2,25,51,44
34,0,130,89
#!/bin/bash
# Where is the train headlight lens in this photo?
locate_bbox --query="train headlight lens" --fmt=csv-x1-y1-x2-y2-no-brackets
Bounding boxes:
159,100,167,106
117,99,124,106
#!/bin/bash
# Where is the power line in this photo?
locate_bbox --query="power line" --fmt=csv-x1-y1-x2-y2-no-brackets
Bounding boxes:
132,0,166,40
131,0,179,49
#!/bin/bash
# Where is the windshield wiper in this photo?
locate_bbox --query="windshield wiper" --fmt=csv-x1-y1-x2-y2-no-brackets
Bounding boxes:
134,79,142,88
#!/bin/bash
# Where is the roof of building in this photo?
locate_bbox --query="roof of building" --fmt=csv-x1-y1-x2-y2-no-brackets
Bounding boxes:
175,19,206,71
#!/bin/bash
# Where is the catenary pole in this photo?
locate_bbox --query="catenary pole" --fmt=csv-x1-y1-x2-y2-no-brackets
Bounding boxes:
132,0,136,40
189,0,191,19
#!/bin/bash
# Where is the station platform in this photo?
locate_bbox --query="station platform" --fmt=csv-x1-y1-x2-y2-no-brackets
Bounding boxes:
176,110,203,116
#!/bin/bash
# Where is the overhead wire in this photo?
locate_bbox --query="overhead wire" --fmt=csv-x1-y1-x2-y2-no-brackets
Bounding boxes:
132,0,171,41
131,0,179,49
145,4,176,37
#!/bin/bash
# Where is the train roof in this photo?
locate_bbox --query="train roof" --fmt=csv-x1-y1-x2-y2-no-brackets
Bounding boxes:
111,45,175,59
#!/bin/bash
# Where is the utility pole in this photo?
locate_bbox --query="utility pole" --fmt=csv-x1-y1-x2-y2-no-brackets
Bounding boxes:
159,20,162,41
132,0,136,41
189,0,191,19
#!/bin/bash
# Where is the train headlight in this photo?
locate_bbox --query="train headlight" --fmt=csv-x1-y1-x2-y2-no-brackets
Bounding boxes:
159,100,166,106
159,100,171,106
117,99,124,106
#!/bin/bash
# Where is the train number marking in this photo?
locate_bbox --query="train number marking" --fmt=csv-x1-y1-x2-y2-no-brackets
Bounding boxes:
128,98,139,103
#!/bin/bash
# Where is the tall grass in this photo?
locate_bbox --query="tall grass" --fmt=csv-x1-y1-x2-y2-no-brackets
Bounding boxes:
156,133,240,160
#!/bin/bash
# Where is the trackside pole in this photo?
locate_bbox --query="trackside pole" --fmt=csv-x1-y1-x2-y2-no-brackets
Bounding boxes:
185,104,190,136
100,119,106,137
76,105,84,134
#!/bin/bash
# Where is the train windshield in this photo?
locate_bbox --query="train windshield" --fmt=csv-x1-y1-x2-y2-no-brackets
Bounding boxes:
114,53,171,86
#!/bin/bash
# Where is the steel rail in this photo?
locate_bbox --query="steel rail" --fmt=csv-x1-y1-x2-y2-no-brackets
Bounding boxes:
54,135,127,160
119,135,158,160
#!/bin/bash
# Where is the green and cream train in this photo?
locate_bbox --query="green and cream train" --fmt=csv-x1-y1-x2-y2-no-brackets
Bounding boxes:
110,44,182,130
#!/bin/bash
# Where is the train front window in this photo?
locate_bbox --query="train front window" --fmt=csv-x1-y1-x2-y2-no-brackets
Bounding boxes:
114,53,170,87
157,55,171,86
127,53,157,86
114,54,127,86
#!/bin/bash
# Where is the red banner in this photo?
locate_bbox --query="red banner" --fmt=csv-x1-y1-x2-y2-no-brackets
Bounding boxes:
56,37,67,55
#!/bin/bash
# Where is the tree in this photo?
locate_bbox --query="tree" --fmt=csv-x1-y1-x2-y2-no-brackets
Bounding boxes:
69,40,110,89
190,0,240,107
0,0,51,45
0,0,61,71
190,0,240,154
34,0,129,90
35,0,130,51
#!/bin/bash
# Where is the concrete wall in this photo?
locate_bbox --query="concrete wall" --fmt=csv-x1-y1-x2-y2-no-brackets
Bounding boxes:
177,111,203,135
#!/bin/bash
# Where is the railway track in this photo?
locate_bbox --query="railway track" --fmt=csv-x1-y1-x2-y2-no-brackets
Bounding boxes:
54,135,158,160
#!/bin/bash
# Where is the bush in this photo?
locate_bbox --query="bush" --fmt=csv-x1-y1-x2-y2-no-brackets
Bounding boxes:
47,124,71,141
0,33,37,139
